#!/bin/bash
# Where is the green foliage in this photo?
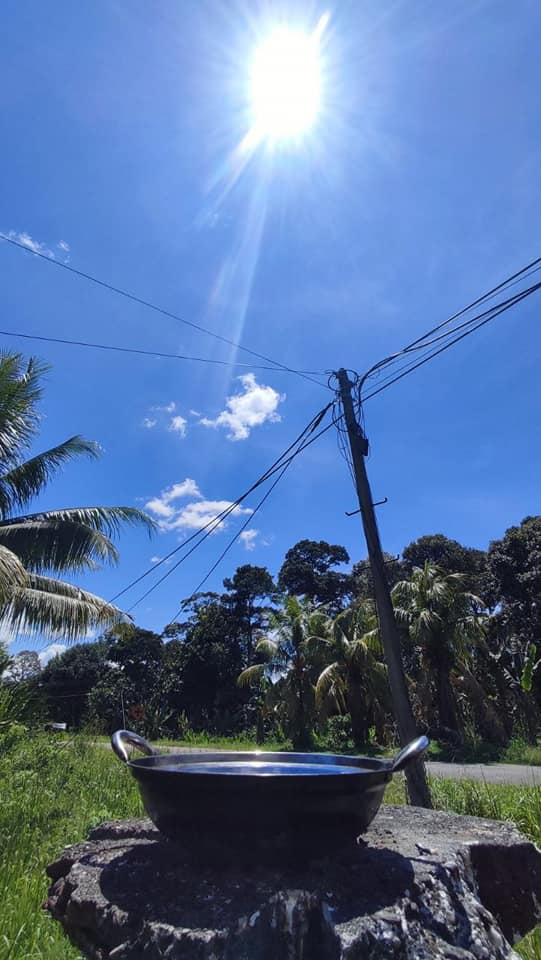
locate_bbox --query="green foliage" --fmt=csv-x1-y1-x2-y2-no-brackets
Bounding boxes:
278,539,352,610
0,352,154,641
0,732,142,959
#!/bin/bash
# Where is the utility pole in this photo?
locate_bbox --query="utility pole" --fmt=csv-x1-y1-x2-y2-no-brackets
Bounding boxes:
336,369,431,808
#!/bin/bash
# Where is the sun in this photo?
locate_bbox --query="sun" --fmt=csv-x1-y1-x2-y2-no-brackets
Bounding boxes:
249,23,324,140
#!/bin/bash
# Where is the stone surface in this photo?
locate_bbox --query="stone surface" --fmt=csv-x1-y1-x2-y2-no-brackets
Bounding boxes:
46,806,541,959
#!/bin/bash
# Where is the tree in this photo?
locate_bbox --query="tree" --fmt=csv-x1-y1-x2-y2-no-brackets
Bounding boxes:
485,517,541,730
169,594,246,733
315,603,390,747
352,553,405,603
278,539,352,610
37,639,109,727
238,597,328,749
392,563,486,741
0,354,154,640
402,534,487,596
3,649,40,683
223,564,276,663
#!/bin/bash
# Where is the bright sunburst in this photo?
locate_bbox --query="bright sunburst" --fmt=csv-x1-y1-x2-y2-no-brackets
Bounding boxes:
249,19,327,140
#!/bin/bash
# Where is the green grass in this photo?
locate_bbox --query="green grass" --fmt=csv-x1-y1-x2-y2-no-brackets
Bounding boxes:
426,735,541,766
0,732,539,959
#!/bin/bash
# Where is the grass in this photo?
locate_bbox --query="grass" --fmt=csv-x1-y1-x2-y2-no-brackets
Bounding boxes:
0,731,539,959
426,735,541,766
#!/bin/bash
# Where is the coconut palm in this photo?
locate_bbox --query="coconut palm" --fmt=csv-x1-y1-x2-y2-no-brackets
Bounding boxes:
0,354,154,641
391,562,486,739
315,602,390,747
238,596,328,749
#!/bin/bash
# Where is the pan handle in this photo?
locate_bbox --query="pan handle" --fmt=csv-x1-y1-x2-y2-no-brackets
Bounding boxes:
111,729,157,764
391,735,429,773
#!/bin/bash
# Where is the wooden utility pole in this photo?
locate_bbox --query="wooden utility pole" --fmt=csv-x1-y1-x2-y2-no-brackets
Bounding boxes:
336,369,431,808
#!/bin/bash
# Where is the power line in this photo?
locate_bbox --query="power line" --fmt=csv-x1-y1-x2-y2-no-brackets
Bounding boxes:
0,232,328,390
110,402,334,605
0,327,324,376
358,255,541,390
362,280,541,401
166,458,292,626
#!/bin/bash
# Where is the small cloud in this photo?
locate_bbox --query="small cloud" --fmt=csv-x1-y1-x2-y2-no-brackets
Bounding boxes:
239,529,259,551
142,418,157,429
189,409,201,418
150,555,173,565
145,478,202,521
39,643,67,666
200,373,285,441
145,479,251,534
57,240,70,253
169,415,187,437
153,401,176,414
5,229,55,258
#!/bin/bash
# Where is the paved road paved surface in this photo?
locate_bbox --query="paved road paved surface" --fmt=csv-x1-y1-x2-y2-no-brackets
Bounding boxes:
425,761,541,786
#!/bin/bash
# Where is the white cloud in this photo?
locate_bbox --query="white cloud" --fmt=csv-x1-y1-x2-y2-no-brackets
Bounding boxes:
142,418,157,429
189,409,201,417
153,401,176,414
200,374,285,441
144,478,202,521
167,499,252,533
5,230,55,258
39,643,67,667
57,240,70,253
239,529,259,551
145,479,252,534
169,415,187,437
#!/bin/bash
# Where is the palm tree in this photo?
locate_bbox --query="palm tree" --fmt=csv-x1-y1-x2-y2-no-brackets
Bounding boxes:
0,354,154,640
238,596,328,749
315,602,390,747
391,562,486,740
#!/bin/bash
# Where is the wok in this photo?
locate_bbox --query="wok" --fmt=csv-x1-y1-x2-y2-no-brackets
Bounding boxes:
112,730,429,854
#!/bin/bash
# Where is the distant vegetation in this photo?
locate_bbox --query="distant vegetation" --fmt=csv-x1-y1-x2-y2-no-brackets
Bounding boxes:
5,519,539,759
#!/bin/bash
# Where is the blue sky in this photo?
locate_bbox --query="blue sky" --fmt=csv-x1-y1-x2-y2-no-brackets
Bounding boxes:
1,0,540,657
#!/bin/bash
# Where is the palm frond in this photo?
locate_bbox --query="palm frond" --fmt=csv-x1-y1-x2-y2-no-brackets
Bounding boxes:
0,437,100,516
255,637,279,660
237,663,267,688
0,355,48,467
0,573,125,642
0,508,155,573
315,663,347,711
0,544,27,601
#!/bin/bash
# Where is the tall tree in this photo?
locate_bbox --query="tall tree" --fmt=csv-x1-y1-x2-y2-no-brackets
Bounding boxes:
486,516,541,721
3,649,40,683
402,534,487,596
0,354,154,640
315,603,389,747
223,564,276,663
352,553,405,603
392,563,486,740
238,597,328,749
278,539,352,611
37,639,109,726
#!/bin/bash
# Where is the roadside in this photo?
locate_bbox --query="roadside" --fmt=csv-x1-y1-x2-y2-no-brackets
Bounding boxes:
97,738,541,786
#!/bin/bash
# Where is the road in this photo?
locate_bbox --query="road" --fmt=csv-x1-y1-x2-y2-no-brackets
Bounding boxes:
425,761,541,786
105,742,541,786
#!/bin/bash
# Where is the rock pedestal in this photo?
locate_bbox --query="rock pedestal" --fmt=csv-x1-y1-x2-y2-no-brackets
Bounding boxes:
46,805,541,959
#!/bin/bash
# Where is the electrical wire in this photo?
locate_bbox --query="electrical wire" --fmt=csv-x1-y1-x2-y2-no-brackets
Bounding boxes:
166,458,293,626
362,281,541,402
110,402,334,605
0,232,328,390
358,256,541,392
0,327,324,376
